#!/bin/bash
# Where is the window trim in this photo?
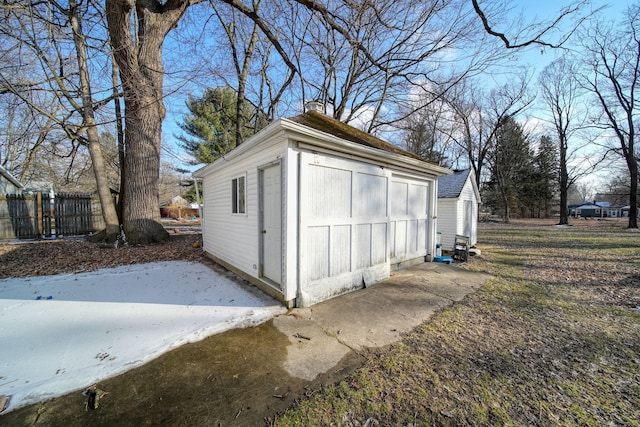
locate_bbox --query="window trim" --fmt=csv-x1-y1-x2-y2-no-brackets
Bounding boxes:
231,174,246,215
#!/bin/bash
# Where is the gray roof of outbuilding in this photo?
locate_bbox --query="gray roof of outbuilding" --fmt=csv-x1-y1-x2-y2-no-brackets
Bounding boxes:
438,169,471,198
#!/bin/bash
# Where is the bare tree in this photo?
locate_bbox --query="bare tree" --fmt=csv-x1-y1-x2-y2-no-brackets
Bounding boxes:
106,0,299,243
1,0,119,237
208,0,294,135
0,94,57,183
284,0,512,133
402,88,457,167
580,4,639,228
446,74,534,189
471,0,593,49
104,0,594,243
69,0,120,238
538,57,595,225
0,6,65,183
211,0,263,146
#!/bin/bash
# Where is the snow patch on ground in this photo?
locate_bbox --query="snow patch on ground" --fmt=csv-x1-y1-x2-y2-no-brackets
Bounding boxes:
0,261,285,412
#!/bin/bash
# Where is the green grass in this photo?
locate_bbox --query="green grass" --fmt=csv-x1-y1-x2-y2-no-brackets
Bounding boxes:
275,220,640,426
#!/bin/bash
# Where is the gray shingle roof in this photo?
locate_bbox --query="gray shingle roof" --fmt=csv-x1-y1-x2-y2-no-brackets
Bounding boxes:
438,169,471,198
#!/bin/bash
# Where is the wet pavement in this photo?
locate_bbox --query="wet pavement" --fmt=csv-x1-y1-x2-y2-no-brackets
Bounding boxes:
273,262,493,381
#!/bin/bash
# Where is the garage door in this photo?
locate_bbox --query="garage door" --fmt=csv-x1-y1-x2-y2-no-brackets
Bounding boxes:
389,175,430,265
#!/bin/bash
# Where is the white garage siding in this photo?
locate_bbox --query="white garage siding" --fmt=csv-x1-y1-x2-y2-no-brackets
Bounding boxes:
200,133,288,289
196,112,450,307
436,170,480,250
436,199,458,251
460,182,478,246
297,151,390,306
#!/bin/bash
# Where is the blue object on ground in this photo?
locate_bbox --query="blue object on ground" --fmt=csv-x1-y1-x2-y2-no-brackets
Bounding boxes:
434,255,453,264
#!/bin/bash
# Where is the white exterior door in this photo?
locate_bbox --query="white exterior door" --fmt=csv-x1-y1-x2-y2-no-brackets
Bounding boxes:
464,200,473,238
261,163,282,287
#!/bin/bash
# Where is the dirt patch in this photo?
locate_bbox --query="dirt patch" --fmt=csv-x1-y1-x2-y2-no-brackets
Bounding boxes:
0,232,206,279
273,219,640,426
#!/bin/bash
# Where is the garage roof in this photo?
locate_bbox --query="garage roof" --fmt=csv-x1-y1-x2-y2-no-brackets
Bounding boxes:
288,111,426,162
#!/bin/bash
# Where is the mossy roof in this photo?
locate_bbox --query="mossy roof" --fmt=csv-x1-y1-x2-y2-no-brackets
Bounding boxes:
288,111,425,162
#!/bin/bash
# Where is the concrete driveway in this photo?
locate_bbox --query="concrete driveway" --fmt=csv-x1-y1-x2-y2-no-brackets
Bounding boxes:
273,262,492,381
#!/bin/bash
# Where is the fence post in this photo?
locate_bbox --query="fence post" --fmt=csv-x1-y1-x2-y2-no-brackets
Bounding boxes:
36,192,43,239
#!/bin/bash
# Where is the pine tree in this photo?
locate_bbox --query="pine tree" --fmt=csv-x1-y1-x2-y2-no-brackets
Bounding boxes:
176,87,265,164
531,135,559,217
485,116,533,222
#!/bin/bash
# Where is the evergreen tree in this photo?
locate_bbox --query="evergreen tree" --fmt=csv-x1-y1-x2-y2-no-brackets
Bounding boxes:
531,135,559,217
176,87,265,164
485,116,533,222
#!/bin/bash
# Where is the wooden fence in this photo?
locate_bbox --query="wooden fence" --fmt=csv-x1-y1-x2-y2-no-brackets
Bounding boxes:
0,192,106,240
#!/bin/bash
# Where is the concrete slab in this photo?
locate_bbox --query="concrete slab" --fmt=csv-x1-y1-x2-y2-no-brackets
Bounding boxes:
273,316,351,381
273,262,492,380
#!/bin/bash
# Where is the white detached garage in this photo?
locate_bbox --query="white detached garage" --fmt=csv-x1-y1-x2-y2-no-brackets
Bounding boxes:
194,110,450,307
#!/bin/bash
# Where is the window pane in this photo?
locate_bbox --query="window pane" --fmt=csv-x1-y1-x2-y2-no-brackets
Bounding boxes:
232,178,238,213
238,176,245,213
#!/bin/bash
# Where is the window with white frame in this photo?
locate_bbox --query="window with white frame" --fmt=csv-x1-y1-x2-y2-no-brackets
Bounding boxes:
231,175,246,214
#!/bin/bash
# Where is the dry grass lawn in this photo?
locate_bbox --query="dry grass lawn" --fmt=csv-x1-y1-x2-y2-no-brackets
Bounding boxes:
274,218,640,426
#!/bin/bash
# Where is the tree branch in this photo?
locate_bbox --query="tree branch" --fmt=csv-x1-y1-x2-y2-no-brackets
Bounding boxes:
471,0,590,49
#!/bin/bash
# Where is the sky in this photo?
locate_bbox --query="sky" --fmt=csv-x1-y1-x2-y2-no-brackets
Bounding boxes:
510,1,629,70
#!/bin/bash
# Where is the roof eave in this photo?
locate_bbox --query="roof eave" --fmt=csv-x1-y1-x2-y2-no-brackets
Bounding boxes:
0,166,24,189
193,116,452,179
281,118,451,178
193,119,287,178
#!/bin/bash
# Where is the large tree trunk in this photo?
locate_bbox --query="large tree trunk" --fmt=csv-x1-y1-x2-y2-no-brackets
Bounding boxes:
106,0,190,244
70,0,120,240
121,93,168,244
112,54,125,224
628,154,638,229
558,140,569,226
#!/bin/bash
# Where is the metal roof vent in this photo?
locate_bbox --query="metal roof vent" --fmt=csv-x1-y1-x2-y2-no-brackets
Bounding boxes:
304,101,325,114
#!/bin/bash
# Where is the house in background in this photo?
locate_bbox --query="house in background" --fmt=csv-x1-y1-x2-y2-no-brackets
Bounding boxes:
569,201,624,218
436,169,481,251
0,165,25,195
160,196,200,220
194,108,451,308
